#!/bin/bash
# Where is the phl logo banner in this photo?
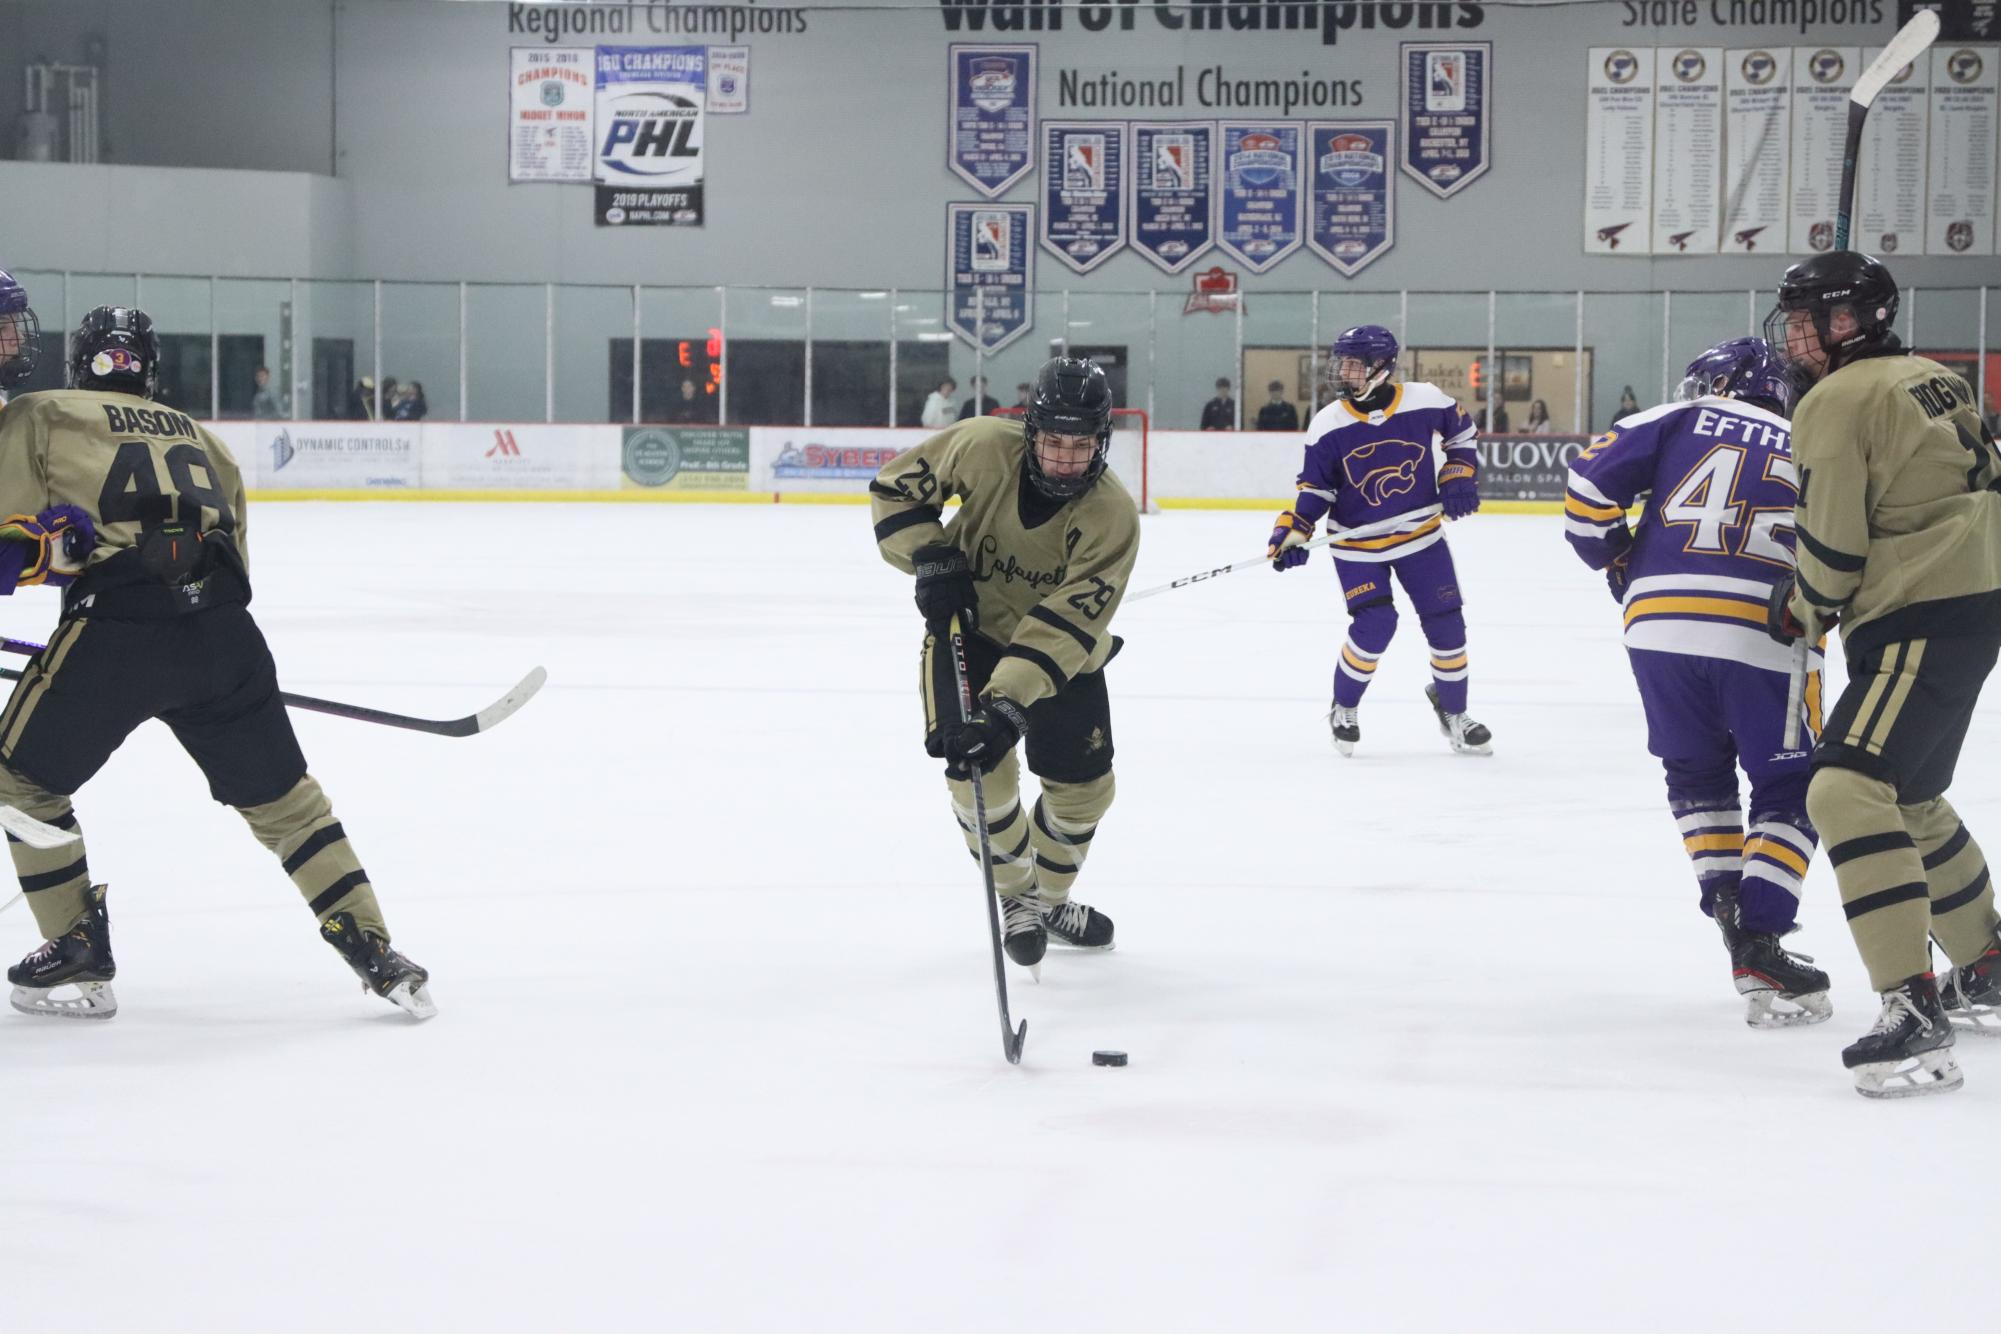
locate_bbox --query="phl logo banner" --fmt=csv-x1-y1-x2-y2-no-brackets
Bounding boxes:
594,44,707,226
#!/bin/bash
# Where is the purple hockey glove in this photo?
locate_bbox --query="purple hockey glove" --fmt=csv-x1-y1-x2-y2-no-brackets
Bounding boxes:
1267,510,1314,571
0,506,95,592
1438,459,1480,520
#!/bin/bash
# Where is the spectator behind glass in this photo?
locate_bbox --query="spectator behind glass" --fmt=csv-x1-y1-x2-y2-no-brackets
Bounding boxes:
349,376,376,420
391,380,429,422
250,366,281,420
1200,376,1235,430
1014,382,1032,409
1485,390,1510,433
920,376,958,429
669,377,704,422
380,377,400,421
1254,379,1299,432
1523,398,1552,433
956,375,999,420
1618,384,1640,418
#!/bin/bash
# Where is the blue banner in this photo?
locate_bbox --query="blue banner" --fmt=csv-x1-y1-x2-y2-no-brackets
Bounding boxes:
1216,123,1303,273
1308,121,1395,276
1040,121,1126,274
946,203,1035,352
1400,42,1492,199
948,45,1036,199
1129,121,1216,274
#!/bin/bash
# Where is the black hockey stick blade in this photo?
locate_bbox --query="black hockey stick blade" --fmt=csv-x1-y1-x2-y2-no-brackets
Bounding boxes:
1007,1018,1028,1064
0,664,548,738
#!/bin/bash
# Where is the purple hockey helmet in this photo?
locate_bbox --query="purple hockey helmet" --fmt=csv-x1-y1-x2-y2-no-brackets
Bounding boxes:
1676,336,1794,417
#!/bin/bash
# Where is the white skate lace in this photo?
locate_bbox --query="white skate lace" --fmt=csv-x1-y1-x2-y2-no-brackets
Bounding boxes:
1327,707,1357,729
1874,988,1929,1036
1044,900,1088,935
22,938,58,967
1000,895,1041,937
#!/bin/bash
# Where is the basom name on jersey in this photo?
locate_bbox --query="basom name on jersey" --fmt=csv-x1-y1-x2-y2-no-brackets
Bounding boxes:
939,0,1484,45
101,405,199,440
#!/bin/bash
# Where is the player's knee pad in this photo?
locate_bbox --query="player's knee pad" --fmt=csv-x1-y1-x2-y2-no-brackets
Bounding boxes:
1806,763,1900,837
1346,597,1398,651
1039,771,1114,830
0,760,68,820
1417,607,1466,648
1663,760,1736,812
237,774,334,853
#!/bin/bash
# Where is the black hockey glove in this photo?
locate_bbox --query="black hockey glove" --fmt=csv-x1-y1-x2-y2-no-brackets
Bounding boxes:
1605,550,1631,605
1765,575,1807,644
944,695,1028,778
913,542,979,637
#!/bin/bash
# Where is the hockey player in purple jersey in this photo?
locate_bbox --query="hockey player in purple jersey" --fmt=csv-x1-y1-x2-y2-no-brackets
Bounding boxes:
1565,337,1832,1028
1266,325,1493,756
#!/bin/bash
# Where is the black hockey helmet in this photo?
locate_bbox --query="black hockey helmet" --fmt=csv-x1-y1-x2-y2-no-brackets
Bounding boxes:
1022,356,1114,500
1761,250,1898,385
70,305,160,399
0,269,39,389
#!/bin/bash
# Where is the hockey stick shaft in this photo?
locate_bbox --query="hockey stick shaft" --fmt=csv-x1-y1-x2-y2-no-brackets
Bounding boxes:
1782,638,1810,752
947,614,1026,1065
0,639,544,737
1125,506,1443,603
1836,10,1941,250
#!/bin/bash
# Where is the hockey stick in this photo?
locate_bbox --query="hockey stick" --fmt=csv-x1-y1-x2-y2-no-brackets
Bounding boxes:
1835,9,1940,251
947,612,1027,1066
1782,638,1811,751
0,656,544,740
1125,506,1444,604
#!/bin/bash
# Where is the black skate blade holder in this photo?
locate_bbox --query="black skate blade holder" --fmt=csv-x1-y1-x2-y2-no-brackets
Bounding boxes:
948,615,1028,1066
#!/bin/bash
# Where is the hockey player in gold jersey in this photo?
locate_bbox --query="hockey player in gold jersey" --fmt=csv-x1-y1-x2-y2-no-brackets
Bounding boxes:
0,306,433,1021
871,357,1139,967
1765,252,2001,1097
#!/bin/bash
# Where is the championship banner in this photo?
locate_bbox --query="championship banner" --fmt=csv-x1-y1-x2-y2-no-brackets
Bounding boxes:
1040,121,1126,273
621,425,750,491
1722,49,1789,253
1216,122,1303,273
1129,121,1217,273
1400,43,1491,198
509,47,594,183
1788,47,1861,253
1651,48,1723,254
1856,44,1929,255
946,202,1034,351
1585,48,1655,254
594,46,706,227
1927,47,1998,255
949,45,1036,199
1307,121,1394,276
706,46,749,114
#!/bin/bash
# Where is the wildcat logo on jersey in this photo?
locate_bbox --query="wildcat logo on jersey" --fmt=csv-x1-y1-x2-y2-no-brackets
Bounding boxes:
1604,51,1641,84
1342,439,1427,506
598,92,701,179
1809,50,1845,83
1741,51,1778,85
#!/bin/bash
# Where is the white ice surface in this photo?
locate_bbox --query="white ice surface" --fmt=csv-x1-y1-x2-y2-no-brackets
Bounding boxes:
3,503,1994,1330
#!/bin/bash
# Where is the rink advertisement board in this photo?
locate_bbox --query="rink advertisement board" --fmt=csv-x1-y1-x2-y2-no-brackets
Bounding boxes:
255,423,420,490
594,45,706,226
1400,42,1492,199
946,202,1035,351
1477,434,1589,502
510,47,595,183
760,430,908,494
948,45,1037,198
425,424,595,489
621,425,750,490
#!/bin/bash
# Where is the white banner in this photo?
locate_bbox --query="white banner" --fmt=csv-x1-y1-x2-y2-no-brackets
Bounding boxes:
1652,47,1723,254
1855,44,1929,256
422,424,597,490
706,46,749,114
1788,47,1860,254
1585,48,1655,254
1927,47,1998,256
1722,49,1790,253
254,423,421,490
509,47,595,183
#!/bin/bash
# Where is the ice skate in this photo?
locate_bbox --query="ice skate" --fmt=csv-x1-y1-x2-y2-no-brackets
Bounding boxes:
1327,705,1360,757
1939,937,2001,1036
9,884,117,1020
1042,897,1114,951
999,892,1047,972
320,912,437,1020
1843,975,1961,1099
1425,684,1492,756
1731,931,1832,1028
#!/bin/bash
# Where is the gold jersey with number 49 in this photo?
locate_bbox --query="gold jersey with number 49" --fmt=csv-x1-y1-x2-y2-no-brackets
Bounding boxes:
0,388,248,574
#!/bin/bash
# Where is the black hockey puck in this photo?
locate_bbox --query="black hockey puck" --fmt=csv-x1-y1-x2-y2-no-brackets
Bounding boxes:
1092,1050,1128,1067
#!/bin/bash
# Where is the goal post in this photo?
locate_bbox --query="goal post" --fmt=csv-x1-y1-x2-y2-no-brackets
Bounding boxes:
996,407,1152,513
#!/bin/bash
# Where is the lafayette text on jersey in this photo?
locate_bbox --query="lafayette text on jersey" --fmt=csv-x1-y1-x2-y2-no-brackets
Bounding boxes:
1566,396,1808,675
1788,351,2001,656
0,389,248,573
870,415,1140,709
1290,383,1475,562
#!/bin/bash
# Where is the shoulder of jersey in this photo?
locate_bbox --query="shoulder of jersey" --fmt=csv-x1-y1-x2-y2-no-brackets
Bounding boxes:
1394,381,1459,414
1610,400,1694,432
1088,465,1138,523
1698,395,1791,434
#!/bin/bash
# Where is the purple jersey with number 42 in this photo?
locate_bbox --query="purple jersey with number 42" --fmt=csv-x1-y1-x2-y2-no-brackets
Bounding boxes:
1565,395,1806,674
